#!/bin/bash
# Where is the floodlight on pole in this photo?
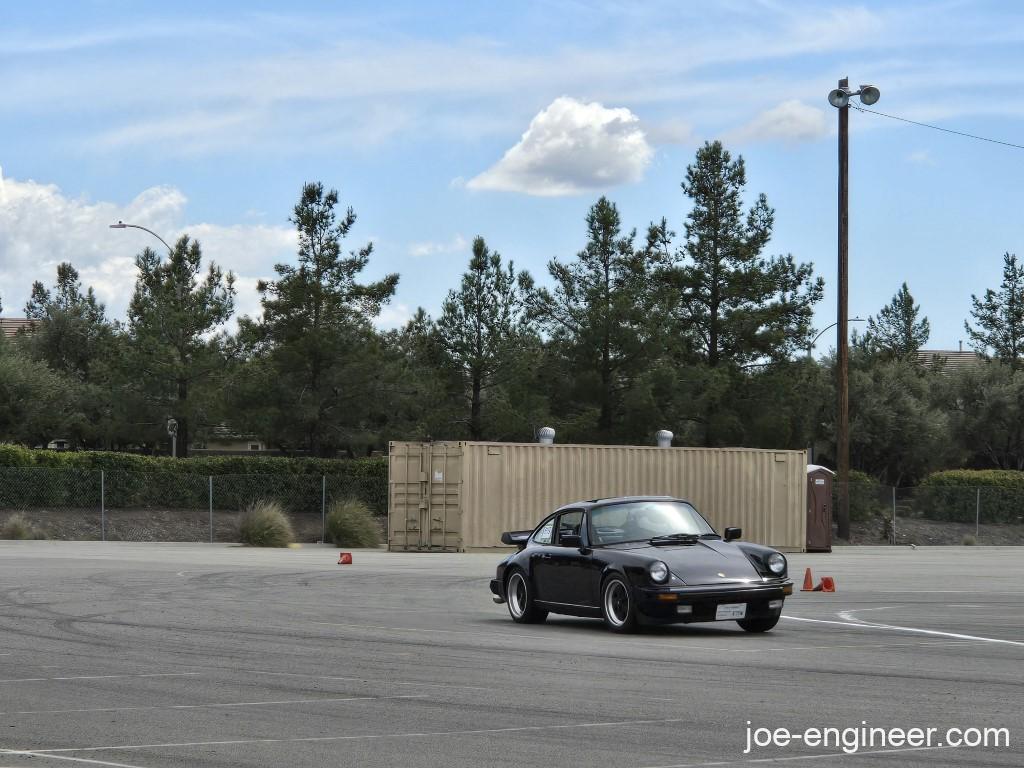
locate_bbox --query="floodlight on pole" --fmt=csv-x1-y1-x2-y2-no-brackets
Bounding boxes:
827,76,880,542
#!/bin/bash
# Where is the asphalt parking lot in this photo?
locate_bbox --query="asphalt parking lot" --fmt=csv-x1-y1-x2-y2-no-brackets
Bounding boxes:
0,542,1021,768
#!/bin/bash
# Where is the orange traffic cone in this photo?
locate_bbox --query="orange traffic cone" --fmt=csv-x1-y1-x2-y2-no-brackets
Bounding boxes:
800,567,815,591
337,552,352,565
814,576,836,593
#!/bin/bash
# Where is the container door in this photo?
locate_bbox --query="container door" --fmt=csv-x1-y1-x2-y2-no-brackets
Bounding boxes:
388,442,462,552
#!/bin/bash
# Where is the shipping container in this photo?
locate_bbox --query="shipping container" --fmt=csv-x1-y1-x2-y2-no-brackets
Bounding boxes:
388,441,807,552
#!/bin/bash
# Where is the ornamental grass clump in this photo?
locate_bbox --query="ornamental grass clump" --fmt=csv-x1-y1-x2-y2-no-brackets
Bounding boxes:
237,499,294,547
1,513,47,540
326,497,381,548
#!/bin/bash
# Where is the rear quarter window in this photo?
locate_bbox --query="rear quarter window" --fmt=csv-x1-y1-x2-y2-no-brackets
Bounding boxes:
533,519,554,545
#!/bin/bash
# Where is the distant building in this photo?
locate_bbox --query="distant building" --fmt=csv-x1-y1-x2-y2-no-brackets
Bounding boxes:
0,317,34,340
916,349,986,374
191,424,266,454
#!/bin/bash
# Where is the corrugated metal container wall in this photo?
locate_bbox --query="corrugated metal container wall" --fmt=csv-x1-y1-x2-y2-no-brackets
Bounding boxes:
389,442,806,552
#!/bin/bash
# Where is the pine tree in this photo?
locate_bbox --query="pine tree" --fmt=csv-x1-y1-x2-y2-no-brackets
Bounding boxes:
436,237,535,439
666,141,823,367
24,262,111,380
127,236,236,457
864,282,930,360
250,182,399,456
535,197,658,437
965,252,1024,368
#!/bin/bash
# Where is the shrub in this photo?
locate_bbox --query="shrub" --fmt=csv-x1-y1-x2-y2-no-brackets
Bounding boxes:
0,447,387,515
962,534,977,546
326,497,381,548
1,513,47,540
237,499,294,547
918,470,1024,524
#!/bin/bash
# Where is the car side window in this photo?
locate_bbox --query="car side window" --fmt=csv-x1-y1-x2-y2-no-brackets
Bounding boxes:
533,519,554,545
556,510,583,546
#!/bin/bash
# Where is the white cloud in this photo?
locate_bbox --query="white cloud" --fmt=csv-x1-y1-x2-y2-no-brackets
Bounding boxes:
729,100,829,144
0,168,294,325
375,302,413,331
906,149,936,166
467,97,654,196
408,234,468,258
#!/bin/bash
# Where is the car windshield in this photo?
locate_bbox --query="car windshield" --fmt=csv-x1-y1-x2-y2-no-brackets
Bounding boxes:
589,501,715,545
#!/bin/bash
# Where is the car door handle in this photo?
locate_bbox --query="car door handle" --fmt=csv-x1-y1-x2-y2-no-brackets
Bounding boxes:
539,553,552,559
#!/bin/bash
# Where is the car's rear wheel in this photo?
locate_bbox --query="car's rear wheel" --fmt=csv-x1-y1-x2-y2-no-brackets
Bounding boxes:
737,615,780,633
601,575,637,633
506,570,547,624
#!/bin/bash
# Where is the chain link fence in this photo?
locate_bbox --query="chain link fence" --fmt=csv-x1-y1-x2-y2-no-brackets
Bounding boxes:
0,468,387,543
837,482,1024,545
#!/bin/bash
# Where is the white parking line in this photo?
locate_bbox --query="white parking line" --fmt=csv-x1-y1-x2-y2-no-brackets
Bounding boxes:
0,694,426,716
243,668,492,691
18,717,691,754
308,620,978,655
0,749,152,768
636,742,961,766
783,615,1024,647
0,672,201,684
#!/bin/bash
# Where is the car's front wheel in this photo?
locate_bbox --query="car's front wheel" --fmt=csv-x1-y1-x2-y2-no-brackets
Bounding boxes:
506,570,547,624
601,575,638,633
737,615,780,633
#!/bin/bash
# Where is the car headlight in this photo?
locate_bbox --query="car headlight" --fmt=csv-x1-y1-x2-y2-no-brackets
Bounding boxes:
767,552,786,575
648,561,670,583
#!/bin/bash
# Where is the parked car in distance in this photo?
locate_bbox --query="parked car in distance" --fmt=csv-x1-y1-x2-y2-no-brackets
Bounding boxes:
490,496,793,633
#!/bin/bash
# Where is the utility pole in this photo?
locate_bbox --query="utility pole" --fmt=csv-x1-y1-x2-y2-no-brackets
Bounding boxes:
826,78,879,542
836,76,851,541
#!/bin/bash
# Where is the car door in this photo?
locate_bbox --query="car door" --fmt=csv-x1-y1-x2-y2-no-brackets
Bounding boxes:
544,509,594,607
528,516,560,602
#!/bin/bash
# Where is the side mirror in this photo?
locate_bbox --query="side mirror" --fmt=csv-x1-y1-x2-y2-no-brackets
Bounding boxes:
560,533,582,548
724,527,742,542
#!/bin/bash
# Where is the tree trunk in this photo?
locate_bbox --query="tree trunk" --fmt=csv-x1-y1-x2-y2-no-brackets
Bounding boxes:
470,371,482,440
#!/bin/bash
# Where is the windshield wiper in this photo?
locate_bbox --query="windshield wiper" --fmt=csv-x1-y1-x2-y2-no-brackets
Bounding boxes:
699,533,721,540
648,533,700,545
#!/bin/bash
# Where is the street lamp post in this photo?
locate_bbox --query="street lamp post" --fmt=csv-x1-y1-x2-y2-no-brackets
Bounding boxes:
807,318,865,357
109,220,173,255
827,78,880,541
112,221,184,458
166,417,178,459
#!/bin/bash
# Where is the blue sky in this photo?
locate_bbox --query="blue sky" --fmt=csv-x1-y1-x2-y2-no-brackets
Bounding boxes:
2,1,1023,349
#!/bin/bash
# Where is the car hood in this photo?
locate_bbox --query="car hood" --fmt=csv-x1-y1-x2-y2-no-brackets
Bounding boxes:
614,539,763,585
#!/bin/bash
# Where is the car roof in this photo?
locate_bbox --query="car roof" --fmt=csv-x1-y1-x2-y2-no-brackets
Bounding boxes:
554,495,686,513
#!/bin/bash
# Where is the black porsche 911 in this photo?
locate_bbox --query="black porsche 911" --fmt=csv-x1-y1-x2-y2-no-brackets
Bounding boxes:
490,496,793,633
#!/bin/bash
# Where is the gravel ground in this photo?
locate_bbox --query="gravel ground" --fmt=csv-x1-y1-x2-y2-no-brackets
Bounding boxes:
0,507,385,544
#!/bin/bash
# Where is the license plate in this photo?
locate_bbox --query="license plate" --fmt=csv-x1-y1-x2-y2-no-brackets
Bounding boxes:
715,603,747,620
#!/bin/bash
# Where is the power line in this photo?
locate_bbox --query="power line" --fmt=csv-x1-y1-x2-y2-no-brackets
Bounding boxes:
850,105,1024,151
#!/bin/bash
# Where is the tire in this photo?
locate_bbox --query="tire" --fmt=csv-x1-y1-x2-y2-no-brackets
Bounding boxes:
737,615,780,633
601,574,638,633
505,570,547,624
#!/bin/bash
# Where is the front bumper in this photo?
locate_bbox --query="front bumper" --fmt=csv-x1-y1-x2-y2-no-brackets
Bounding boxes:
635,581,793,624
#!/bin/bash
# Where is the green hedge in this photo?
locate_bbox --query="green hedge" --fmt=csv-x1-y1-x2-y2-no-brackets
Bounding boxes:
0,445,388,515
917,470,1024,524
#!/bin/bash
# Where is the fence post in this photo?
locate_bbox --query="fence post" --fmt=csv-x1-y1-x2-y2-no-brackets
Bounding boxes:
209,476,214,544
321,475,327,544
976,487,981,540
100,470,106,542
891,486,896,545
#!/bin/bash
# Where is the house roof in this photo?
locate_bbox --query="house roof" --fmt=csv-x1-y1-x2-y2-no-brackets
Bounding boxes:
916,349,986,374
0,318,34,339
